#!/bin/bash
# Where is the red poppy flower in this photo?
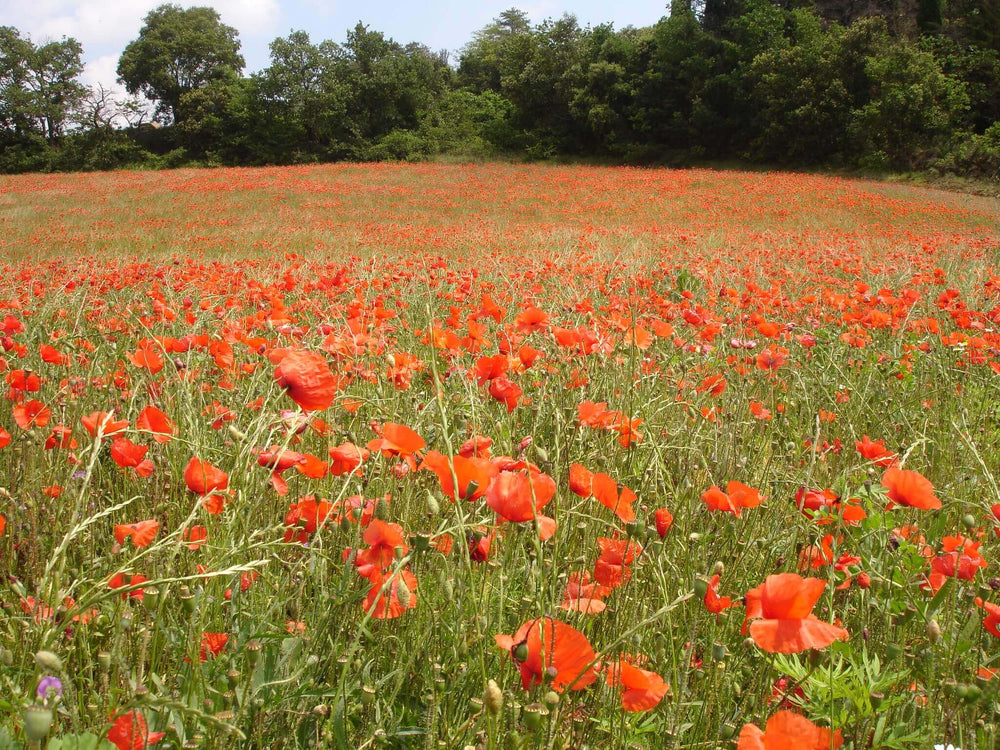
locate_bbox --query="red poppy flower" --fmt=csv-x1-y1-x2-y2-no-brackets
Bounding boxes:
654,509,674,537
81,411,127,438
363,568,418,619
605,659,669,711
743,573,848,653
701,481,766,517
114,520,160,548
560,571,611,614
974,597,1000,638
283,495,334,544
183,525,208,550
14,400,51,429
704,574,737,614
329,442,369,476
108,573,148,601
110,437,154,477
183,457,229,496
199,632,229,661
355,519,408,578
882,467,941,510
274,350,339,411
485,465,557,540
594,537,641,589
107,710,165,750
737,710,842,750
495,617,597,692
136,406,175,444
855,435,897,467
420,451,497,501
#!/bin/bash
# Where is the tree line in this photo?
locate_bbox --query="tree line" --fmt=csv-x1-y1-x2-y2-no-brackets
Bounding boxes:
1,1,998,177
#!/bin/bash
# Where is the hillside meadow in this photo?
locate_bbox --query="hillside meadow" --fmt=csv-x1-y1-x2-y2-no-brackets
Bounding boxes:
2,163,1000,749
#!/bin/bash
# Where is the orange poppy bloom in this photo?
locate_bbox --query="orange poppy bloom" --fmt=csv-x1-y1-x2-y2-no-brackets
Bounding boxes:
274,350,339,411
605,659,669,711
744,573,848,653
15,400,52,429
107,710,165,750
704,574,737,614
560,571,611,614
363,568,418,619
136,406,175,444
882,467,941,510
495,617,597,692
419,450,496,501
114,520,160,548
81,411,127,437
701,481,766,517
183,456,228,495
485,464,557,540
738,710,842,750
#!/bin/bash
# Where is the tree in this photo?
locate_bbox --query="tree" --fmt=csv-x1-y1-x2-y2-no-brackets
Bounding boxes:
0,27,87,144
117,4,244,122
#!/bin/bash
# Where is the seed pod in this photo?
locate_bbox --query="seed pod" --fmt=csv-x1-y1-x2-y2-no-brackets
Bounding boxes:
23,706,53,742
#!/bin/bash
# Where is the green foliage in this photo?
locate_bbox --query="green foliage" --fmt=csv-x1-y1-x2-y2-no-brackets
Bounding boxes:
116,4,244,122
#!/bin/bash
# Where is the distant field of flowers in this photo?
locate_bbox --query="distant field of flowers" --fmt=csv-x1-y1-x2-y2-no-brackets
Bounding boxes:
1,163,1000,749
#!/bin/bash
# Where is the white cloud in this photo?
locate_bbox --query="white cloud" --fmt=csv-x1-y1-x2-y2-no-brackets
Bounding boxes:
80,53,124,93
4,0,282,56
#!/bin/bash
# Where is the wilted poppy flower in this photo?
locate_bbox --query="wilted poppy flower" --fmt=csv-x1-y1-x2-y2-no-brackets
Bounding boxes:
882,466,941,510
114,520,160,549
743,573,848,653
495,617,597,692
605,658,669,711
274,350,339,411
737,710,842,750
107,710,165,750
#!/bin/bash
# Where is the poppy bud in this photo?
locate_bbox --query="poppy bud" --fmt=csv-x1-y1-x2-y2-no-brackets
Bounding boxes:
513,642,529,662
712,561,724,576
425,491,440,517
34,650,62,672
395,578,412,609
544,666,559,683
23,705,53,742
926,619,942,643
693,577,709,599
857,572,871,589
483,680,503,715
543,690,559,707
962,514,977,530
0,648,12,666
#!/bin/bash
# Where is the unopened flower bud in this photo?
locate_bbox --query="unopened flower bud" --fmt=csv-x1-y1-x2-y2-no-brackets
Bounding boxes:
483,680,503,715
34,651,62,672
926,619,942,643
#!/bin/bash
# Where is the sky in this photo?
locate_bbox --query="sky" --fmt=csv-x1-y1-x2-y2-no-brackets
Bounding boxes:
2,0,670,97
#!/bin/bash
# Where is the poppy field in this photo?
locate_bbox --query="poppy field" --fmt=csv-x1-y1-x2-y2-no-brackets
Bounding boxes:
3,163,1000,749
